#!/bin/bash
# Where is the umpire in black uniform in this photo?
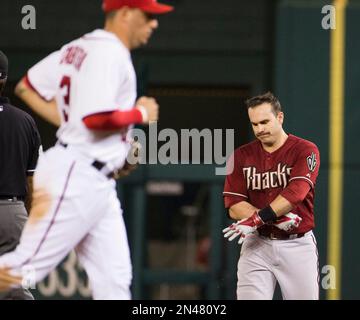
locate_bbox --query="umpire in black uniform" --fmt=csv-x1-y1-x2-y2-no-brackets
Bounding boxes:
0,50,41,299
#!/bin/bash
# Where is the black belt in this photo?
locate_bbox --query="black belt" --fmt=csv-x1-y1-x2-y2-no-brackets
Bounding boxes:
258,230,306,240
58,141,115,179
0,196,25,202
92,160,115,179
58,141,68,148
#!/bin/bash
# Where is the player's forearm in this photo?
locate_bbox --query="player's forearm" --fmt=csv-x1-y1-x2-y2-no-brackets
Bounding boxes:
82,109,143,130
268,195,293,217
268,180,311,216
229,201,259,220
15,78,61,127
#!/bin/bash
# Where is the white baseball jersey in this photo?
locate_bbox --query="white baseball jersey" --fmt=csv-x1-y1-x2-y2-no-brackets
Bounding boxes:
27,29,136,170
0,29,135,299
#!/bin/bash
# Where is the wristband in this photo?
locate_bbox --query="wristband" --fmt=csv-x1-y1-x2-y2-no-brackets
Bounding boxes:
258,206,277,223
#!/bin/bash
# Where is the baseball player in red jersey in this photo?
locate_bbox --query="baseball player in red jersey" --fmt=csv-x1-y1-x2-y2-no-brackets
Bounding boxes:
0,0,173,299
223,92,320,300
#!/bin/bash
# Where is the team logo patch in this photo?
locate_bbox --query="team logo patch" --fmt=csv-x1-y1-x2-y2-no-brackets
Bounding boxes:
307,152,317,172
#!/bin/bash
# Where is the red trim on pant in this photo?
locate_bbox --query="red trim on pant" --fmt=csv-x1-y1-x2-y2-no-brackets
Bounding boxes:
18,161,76,267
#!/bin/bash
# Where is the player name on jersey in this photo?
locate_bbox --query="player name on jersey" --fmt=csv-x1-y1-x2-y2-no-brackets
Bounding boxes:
60,46,87,71
243,163,292,190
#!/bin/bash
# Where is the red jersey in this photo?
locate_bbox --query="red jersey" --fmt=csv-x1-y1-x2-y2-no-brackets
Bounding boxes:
223,134,320,234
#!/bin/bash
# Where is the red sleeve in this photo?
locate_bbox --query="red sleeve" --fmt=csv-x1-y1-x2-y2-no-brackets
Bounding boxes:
288,142,320,189
83,109,143,130
223,150,248,208
280,179,311,207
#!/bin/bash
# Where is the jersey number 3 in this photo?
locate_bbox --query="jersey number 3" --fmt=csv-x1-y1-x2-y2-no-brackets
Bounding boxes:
60,76,71,122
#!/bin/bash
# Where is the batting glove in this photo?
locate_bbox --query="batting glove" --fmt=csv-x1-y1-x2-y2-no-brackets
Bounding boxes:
273,212,302,232
222,212,265,244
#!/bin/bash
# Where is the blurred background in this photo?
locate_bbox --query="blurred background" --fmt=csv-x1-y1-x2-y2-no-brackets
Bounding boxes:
0,0,359,299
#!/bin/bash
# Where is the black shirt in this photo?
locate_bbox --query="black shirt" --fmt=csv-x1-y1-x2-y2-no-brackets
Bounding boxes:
0,96,41,198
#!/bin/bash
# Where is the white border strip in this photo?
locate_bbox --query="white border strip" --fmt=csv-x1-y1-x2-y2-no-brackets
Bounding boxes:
289,176,314,188
223,191,248,198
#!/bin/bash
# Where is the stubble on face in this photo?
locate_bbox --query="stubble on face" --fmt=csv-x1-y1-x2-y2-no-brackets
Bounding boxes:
248,103,282,147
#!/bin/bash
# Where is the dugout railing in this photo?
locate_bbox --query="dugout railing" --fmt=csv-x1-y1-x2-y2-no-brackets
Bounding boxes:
117,164,238,300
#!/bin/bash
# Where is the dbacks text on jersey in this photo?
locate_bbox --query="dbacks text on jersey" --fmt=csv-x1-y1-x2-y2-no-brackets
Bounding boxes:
243,163,292,190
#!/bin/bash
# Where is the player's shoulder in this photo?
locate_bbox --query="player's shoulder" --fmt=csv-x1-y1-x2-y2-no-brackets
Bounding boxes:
289,134,319,152
80,29,128,54
233,139,260,157
65,29,130,68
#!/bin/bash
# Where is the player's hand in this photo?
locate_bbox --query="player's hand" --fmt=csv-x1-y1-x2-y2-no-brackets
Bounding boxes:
136,96,159,124
0,267,22,292
114,140,142,179
14,78,29,98
222,211,264,244
273,212,302,232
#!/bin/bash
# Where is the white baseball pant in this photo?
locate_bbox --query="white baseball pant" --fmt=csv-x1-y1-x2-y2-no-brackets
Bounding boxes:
236,231,319,300
0,145,132,299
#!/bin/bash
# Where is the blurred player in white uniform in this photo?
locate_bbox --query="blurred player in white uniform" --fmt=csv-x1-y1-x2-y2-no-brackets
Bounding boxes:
0,0,174,299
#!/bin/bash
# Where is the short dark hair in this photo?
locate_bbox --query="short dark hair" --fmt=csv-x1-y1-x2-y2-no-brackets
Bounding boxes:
0,79,6,96
245,91,282,115
105,10,117,21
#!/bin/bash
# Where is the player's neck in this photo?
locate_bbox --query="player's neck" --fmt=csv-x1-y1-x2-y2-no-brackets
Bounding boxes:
261,131,288,153
104,25,131,50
